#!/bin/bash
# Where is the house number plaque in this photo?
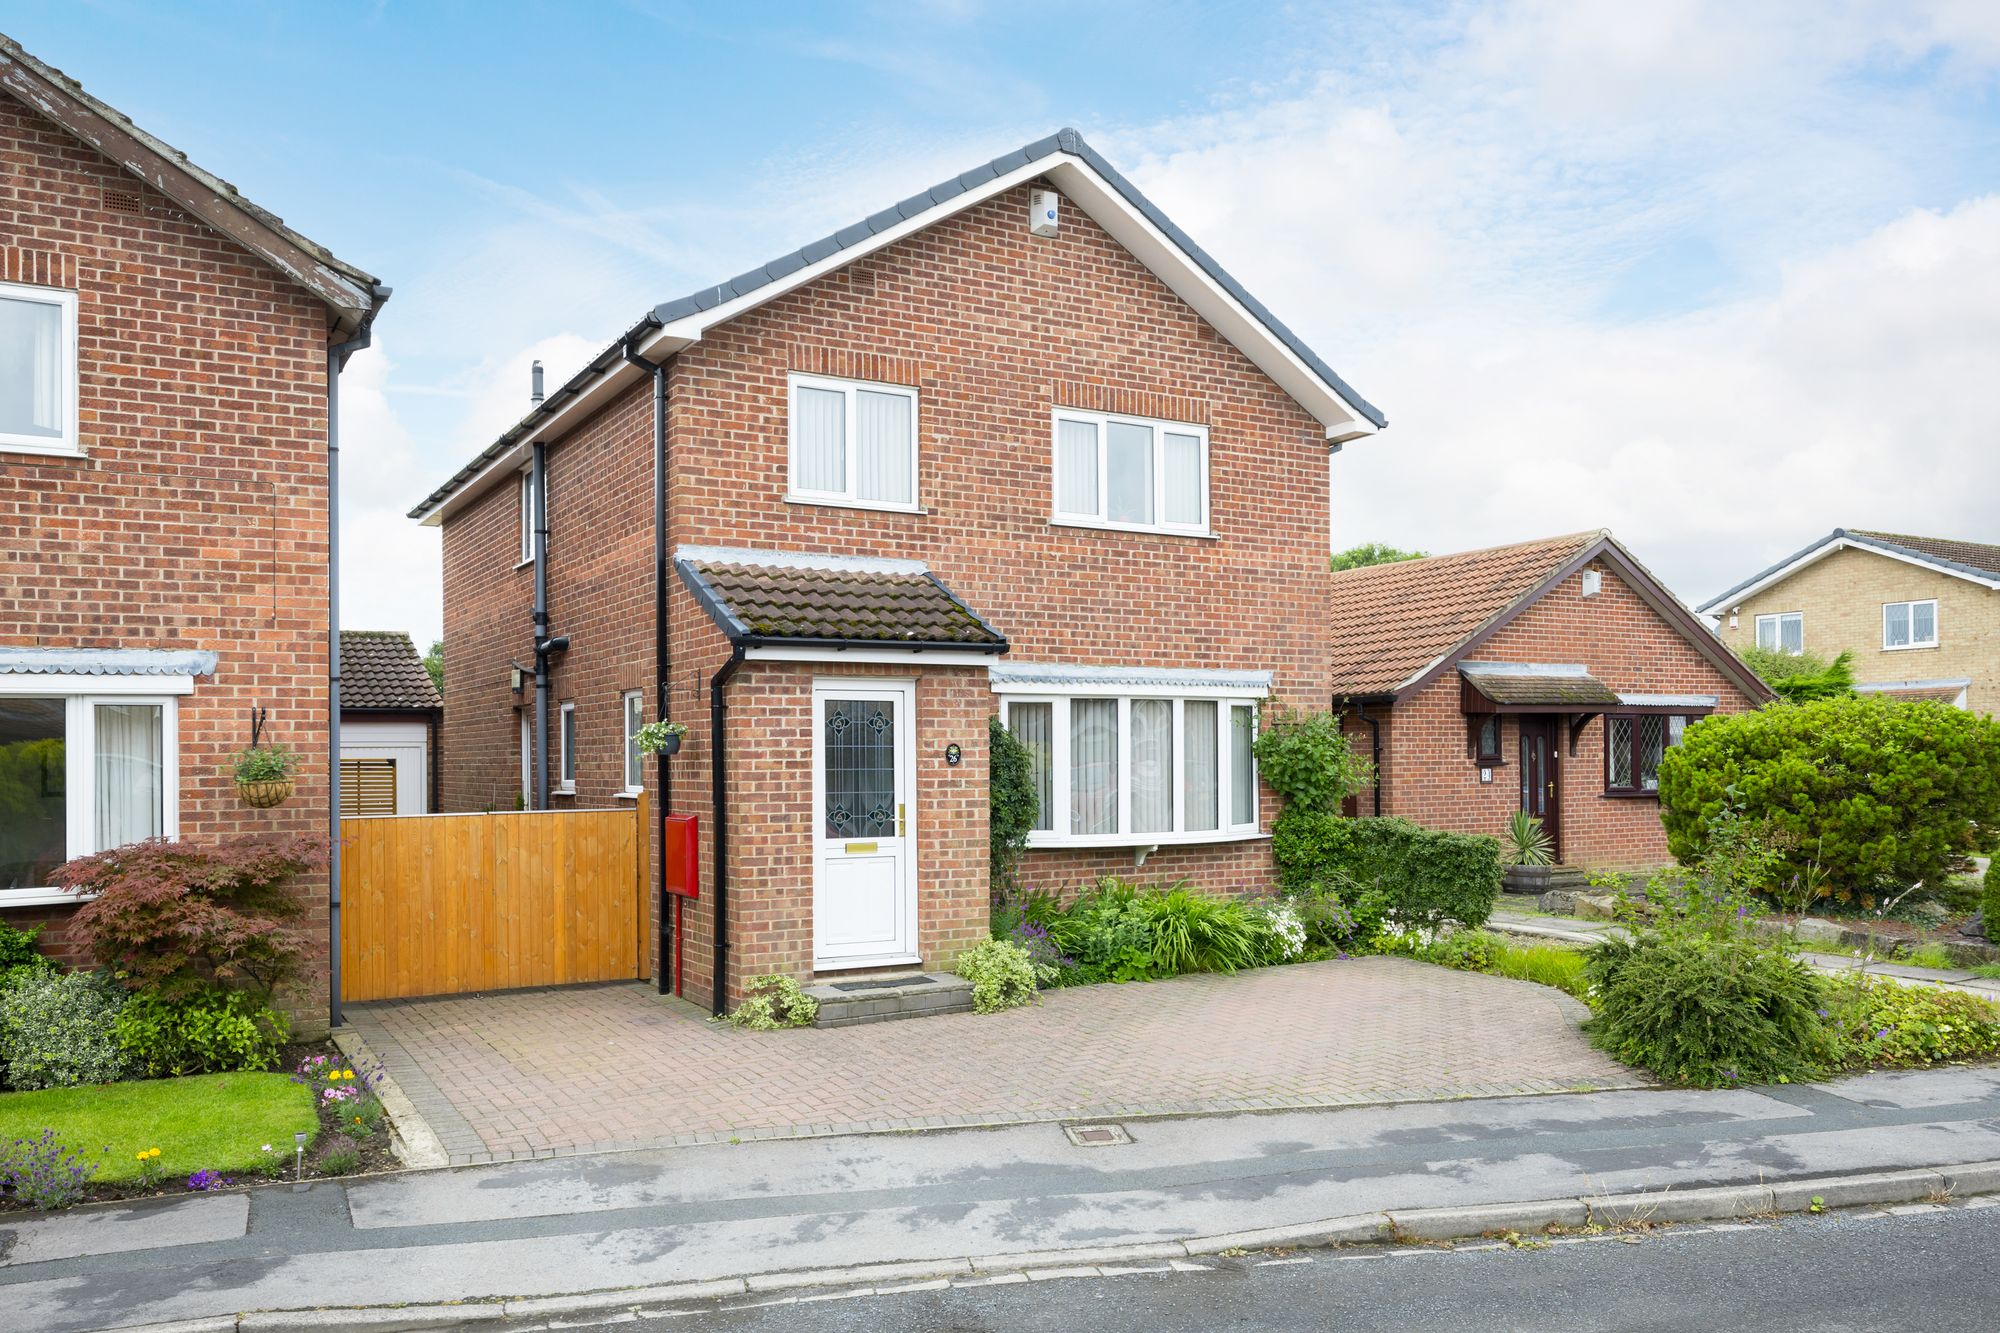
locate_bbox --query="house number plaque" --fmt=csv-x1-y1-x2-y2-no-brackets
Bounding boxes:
944,743,962,767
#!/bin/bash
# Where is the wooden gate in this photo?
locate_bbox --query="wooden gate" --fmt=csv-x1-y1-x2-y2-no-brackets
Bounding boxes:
339,797,648,1002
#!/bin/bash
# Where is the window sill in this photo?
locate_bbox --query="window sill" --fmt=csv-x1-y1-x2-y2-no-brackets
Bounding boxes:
1026,829,1267,851
1050,517,1215,541
785,494,928,516
0,439,84,460
1882,643,1939,652
615,788,642,801
0,888,90,909
515,558,535,571
1601,789,1661,801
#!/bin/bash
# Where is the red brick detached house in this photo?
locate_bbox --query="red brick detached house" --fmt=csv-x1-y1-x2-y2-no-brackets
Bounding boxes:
1328,532,1772,870
0,36,388,1029
413,130,1385,1012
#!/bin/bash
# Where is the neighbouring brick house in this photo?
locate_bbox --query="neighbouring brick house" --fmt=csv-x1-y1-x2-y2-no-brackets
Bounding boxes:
1328,532,1773,870
413,130,1385,1012
0,35,387,1030
1699,528,2000,714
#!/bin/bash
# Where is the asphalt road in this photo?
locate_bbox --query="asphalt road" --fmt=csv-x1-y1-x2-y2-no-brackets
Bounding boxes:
640,1205,2000,1332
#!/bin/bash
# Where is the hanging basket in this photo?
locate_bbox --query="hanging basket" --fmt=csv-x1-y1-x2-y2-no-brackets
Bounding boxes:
237,777,294,809
656,732,682,756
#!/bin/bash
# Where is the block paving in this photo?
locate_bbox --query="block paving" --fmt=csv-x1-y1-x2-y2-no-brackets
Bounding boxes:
345,957,1642,1164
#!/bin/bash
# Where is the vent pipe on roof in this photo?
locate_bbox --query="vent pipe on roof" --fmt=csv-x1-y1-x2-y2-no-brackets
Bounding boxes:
530,360,544,407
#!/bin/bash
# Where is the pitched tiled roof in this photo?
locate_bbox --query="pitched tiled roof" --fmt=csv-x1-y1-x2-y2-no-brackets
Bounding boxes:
1866,683,1967,705
1848,531,2000,580
1327,533,1603,697
676,551,1006,649
340,631,441,710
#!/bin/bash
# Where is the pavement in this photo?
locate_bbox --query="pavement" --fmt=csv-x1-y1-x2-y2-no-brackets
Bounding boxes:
7,1062,2000,1332
645,1204,2000,1333
341,956,1639,1164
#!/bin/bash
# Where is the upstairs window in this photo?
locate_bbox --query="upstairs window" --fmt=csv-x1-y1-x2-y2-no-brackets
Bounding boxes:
0,281,78,457
1755,612,1803,655
518,470,537,565
787,373,919,511
1051,409,1209,535
1883,599,1938,650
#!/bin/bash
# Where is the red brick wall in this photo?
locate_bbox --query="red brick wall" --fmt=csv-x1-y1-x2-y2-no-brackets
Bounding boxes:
439,178,1333,1005
1363,559,1759,870
0,95,339,1027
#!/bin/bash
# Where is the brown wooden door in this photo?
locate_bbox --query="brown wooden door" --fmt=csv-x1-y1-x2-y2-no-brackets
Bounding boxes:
1518,716,1562,860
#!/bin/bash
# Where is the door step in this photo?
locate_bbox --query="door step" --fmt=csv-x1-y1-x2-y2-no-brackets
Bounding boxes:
805,972,974,1027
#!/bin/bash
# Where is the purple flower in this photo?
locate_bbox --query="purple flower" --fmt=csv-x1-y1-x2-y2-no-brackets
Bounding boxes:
1875,1027,1891,1040
1816,1009,1828,1018
186,1169,227,1192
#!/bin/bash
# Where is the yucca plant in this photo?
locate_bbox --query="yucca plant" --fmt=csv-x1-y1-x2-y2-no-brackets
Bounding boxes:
1505,810,1555,867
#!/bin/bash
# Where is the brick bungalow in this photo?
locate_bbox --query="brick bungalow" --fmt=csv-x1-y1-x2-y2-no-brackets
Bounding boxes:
0,35,388,1030
1329,531,1773,870
412,129,1386,1012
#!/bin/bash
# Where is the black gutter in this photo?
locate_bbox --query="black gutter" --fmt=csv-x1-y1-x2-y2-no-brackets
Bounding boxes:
621,340,674,994
326,282,391,1033
709,643,747,1015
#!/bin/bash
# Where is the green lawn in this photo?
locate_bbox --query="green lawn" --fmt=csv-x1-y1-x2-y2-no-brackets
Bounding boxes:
0,1073,316,1184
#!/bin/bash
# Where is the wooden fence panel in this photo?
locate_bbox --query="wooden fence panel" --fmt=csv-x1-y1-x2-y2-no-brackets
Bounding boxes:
339,800,644,1002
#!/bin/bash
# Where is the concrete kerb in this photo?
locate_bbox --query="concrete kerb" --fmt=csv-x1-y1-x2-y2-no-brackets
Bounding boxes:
87,1160,2000,1333
331,1026,451,1171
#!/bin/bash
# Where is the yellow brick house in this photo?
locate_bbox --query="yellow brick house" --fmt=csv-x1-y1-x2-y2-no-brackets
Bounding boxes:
1699,529,2000,714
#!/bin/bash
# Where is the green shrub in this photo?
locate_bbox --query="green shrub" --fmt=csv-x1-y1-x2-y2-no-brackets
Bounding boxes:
0,920,48,975
114,987,289,1078
1825,977,2000,1068
1658,697,2000,898
1252,706,1373,815
1737,646,1856,702
1488,941,1591,1001
1136,887,1259,975
0,970,131,1090
315,1131,361,1176
1281,873,1389,954
1583,933,1836,1087
724,975,818,1030
1274,814,1500,931
954,939,1038,1014
988,715,1040,896
1047,882,1161,983
1986,859,2000,945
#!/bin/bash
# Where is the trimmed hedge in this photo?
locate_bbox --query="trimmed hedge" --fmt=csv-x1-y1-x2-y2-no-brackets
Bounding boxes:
1273,813,1501,931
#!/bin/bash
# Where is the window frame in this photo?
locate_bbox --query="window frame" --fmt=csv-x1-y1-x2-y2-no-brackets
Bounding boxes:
785,372,923,514
0,280,81,458
1603,713,1696,798
1754,612,1804,655
557,701,576,794
519,710,532,805
1049,408,1211,537
1471,714,1504,766
621,690,645,796
0,675,181,905
517,469,537,567
999,691,1260,848
1882,599,1939,651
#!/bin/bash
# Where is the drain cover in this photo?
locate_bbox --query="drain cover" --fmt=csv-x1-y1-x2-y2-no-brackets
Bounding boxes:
1063,1123,1132,1147
830,974,942,993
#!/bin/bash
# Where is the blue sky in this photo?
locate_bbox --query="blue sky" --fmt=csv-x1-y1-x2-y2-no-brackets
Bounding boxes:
6,1,2000,644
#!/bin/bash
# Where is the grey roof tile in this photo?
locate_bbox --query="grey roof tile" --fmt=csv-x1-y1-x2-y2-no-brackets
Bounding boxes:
676,558,1006,649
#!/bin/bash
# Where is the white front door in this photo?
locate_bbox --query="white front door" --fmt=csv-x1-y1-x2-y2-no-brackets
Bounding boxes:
812,679,917,968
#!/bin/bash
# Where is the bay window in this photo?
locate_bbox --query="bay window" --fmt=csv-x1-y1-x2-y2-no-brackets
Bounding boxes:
1002,692,1260,846
788,373,919,510
0,683,177,902
0,280,78,456
1051,408,1209,535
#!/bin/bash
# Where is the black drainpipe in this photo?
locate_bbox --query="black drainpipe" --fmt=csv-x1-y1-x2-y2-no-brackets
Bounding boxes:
326,286,389,1032
531,441,551,808
620,340,674,994
1351,698,1384,816
710,643,747,1015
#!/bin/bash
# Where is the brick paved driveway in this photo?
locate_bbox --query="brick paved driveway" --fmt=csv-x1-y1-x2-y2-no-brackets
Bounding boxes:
345,957,1641,1164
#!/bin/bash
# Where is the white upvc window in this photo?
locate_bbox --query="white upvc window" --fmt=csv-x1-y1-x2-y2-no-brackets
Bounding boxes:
0,280,79,457
1755,612,1803,655
1883,599,1938,650
519,711,532,805
1050,408,1209,536
1000,693,1259,848
786,373,920,511
0,677,181,905
621,690,645,795
517,470,537,566
557,701,576,793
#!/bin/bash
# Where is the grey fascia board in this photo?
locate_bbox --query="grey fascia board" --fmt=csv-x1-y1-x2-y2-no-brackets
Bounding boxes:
1697,527,2000,612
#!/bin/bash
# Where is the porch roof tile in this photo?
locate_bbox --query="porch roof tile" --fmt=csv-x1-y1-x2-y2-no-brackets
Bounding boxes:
1460,665,1621,707
676,552,1007,649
